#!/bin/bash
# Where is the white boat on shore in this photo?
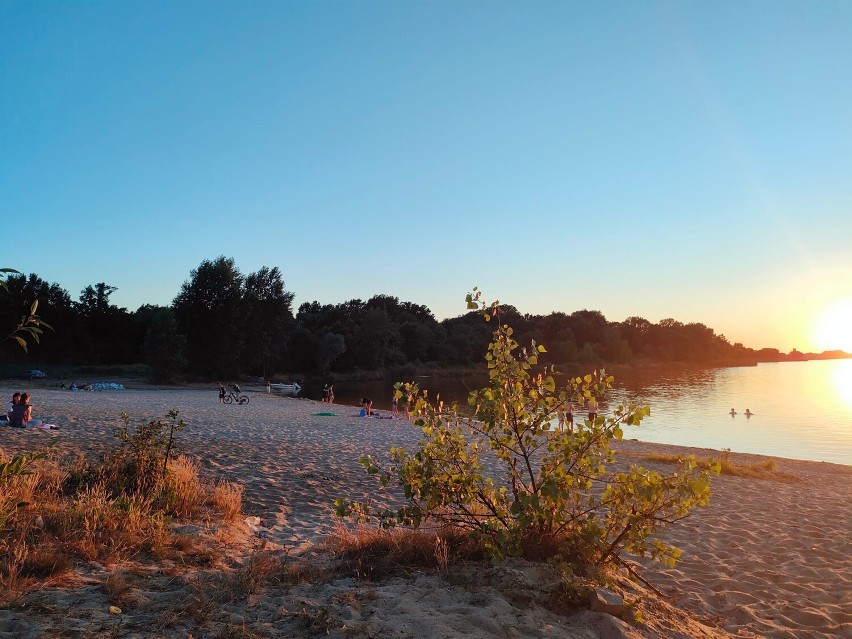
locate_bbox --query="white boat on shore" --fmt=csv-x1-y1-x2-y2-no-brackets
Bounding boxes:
269,382,301,396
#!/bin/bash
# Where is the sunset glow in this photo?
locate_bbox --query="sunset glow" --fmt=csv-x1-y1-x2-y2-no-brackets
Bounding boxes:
812,299,852,353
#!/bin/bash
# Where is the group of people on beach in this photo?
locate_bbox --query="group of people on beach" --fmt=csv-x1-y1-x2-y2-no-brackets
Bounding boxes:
555,397,600,432
3,391,37,428
358,394,409,420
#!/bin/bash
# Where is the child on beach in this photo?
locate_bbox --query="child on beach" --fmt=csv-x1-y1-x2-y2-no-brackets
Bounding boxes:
4,392,20,424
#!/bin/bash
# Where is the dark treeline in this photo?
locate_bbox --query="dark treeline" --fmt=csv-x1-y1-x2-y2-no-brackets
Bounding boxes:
2,257,845,382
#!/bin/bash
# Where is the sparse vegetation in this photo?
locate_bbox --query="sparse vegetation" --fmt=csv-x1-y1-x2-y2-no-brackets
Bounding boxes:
0,411,243,598
640,449,799,482
325,524,480,579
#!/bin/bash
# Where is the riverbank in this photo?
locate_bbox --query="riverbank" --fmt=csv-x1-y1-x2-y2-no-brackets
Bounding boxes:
1,385,849,638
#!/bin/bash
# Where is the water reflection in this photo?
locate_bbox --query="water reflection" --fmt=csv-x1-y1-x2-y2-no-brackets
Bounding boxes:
307,361,851,465
831,360,852,409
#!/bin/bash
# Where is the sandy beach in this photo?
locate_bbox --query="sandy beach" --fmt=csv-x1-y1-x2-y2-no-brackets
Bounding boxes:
1,384,850,638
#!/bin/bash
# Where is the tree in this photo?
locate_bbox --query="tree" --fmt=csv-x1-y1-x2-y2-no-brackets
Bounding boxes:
142,308,187,383
75,282,139,364
338,290,718,579
241,266,295,378
317,332,346,374
172,256,244,378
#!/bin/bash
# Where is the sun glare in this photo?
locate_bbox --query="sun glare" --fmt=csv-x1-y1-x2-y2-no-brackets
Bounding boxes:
812,298,852,353
832,360,852,409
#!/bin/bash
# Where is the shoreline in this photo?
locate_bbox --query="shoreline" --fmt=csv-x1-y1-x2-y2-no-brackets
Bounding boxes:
1,385,850,638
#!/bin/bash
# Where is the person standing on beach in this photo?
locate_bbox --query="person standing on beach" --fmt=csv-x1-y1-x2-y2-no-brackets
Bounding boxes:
587,396,598,423
218,383,226,403
392,392,399,417
327,384,334,404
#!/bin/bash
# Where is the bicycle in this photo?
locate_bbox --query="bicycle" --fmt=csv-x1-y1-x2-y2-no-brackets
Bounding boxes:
223,391,249,405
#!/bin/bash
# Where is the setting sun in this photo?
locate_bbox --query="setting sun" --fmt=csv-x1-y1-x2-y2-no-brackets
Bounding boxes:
812,298,852,352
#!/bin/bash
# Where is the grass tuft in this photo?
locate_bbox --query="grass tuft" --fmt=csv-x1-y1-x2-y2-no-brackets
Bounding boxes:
324,523,479,579
641,451,799,482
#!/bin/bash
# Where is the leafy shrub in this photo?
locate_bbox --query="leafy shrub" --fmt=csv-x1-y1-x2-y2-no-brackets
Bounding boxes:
337,290,719,577
102,409,186,496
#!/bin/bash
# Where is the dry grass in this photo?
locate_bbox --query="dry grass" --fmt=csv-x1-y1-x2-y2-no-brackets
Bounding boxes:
161,455,206,518
236,550,282,596
212,479,244,522
104,570,133,605
324,523,479,579
0,444,245,597
641,451,800,482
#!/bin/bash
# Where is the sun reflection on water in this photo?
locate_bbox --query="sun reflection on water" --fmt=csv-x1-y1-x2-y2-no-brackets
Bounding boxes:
832,360,852,410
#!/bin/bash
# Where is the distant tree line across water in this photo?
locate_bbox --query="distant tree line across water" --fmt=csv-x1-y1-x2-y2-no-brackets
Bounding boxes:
2,257,848,383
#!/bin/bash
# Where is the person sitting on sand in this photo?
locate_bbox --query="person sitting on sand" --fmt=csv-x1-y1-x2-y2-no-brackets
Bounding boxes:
9,392,33,428
729,408,737,416
4,392,20,424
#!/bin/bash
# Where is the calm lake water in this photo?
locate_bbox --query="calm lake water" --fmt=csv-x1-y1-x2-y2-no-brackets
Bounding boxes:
309,359,852,466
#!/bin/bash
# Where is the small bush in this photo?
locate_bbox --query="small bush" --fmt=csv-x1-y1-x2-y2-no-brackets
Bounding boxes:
338,290,719,581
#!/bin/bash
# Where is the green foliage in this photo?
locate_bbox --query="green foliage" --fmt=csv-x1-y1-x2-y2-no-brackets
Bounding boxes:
1,268,54,353
0,451,48,481
337,290,718,575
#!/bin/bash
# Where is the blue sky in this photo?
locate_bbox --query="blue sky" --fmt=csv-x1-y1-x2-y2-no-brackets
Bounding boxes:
2,1,851,352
